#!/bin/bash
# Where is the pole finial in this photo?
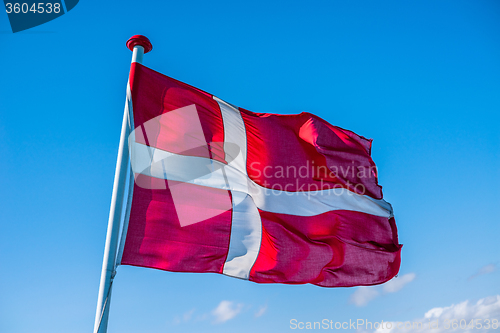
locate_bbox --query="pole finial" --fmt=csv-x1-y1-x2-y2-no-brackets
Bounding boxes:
126,35,153,53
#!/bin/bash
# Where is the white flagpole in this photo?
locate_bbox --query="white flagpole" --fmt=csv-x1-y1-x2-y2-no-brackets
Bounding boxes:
93,35,153,333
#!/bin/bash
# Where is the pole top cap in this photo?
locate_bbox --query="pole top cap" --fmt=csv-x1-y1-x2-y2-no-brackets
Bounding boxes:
126,35,153,53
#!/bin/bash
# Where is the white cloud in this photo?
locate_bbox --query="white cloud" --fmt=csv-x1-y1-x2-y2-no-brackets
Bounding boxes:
183,308,195,322
255,304,268,318
383,273,416,293
212,300,244,324
469,264,497,280
195,313,208,322
173,308,195,325
350,286,380,307
350,273,416,307
363,295,500,333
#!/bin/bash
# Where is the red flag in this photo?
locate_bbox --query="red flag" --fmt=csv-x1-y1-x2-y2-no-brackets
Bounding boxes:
117,63,402,287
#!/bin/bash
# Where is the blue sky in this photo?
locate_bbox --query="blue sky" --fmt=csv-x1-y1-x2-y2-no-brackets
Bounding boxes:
1,1,499,332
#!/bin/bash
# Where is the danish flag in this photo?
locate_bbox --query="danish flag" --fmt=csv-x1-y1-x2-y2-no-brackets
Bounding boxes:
116,63,402,287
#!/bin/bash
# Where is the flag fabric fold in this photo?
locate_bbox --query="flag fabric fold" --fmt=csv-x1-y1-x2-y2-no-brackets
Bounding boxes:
117,63,402,287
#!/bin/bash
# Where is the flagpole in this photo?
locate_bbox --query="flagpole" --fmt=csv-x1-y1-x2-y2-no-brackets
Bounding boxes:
93,35,152,333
